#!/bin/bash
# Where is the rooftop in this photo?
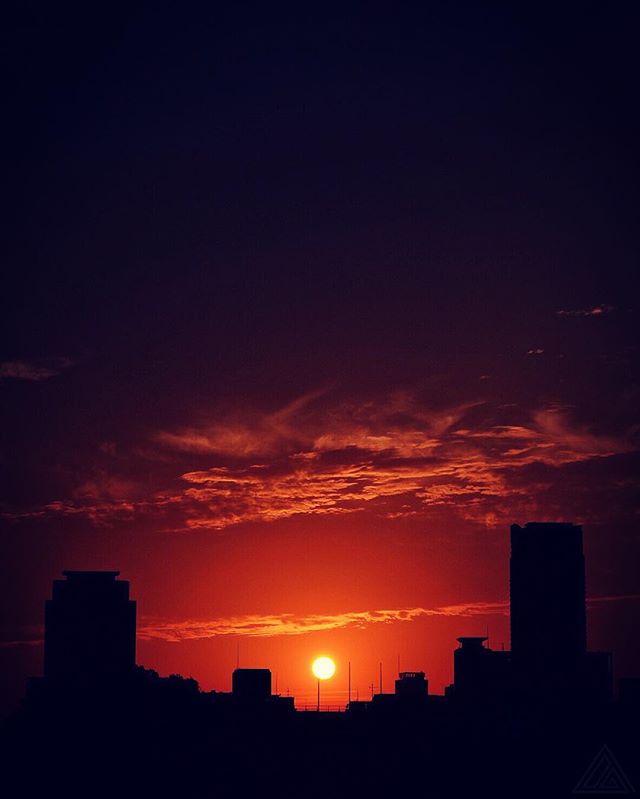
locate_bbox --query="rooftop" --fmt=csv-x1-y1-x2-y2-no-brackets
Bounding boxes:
61,571,121,580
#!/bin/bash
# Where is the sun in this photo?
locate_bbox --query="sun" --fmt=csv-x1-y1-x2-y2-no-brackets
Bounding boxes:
312,656,336,680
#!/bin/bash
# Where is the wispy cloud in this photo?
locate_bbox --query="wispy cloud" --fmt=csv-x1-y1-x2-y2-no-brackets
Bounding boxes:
0,357,73,381
4,594,639,648
133,594,640,642
170,403,631,530
153,388,330,457
4,393,635,531
138,602,510,642
0,638,43,648
556,304,614,318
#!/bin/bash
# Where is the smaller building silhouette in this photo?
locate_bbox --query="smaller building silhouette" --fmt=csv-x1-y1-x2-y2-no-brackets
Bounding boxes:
581,651,613,707
232,668,272,701
44,570,136,678
446,636,512,726
619,677,640,708
395,671,428,699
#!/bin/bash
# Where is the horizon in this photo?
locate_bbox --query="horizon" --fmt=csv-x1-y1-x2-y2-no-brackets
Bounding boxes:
7,520,640,712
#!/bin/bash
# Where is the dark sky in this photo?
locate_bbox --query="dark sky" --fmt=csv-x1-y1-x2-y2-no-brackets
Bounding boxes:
1,2,639,715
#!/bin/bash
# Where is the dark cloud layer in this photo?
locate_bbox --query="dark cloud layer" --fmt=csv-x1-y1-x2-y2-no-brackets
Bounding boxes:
4,393,637,532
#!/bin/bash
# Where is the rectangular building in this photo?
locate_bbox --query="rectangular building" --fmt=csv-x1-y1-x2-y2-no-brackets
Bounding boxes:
510,522,587,663
232,668,272,701
44,571,136,678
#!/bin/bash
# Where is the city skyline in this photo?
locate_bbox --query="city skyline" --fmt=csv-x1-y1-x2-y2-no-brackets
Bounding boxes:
25,521,627,711
5,519,634,798
3,511,640,711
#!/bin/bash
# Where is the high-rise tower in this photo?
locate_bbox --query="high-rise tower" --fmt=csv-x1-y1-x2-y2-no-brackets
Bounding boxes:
510,522,586,664
44,571,136,678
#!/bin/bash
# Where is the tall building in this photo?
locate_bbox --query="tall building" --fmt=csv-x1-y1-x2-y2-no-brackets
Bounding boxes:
44,571,136,678
510,522,587,664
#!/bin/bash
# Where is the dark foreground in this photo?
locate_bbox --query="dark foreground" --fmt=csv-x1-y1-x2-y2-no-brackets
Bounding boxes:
2,668,638,799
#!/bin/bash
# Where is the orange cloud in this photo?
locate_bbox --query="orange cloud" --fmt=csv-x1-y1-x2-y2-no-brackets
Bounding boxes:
153,388,329,457
4,393,635,531
138,602,510,642
138,594,640,642
172,404,630,530
4,595,638,648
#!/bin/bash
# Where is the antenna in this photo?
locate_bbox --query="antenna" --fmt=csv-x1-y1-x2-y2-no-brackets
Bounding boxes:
236,642,240,669
348,661,351,705
275,671,278,696
397,653,400,675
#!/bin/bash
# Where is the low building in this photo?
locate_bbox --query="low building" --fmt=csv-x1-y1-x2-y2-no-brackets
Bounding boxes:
232,668,272,701
395,671,428,699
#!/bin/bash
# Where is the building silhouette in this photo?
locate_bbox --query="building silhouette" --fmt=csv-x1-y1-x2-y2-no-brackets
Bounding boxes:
44,570,136,678
394,671,428,699
232,668,272,701
510,522,587,662
451,637,510,705
509,523,613,717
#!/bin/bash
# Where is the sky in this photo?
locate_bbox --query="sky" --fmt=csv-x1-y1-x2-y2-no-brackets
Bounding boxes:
1,3,639,715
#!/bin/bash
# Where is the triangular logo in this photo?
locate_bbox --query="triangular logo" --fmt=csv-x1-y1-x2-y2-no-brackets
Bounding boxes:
573,745,635,794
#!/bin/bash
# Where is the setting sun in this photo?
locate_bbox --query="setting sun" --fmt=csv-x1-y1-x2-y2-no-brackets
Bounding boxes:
311,656,336,680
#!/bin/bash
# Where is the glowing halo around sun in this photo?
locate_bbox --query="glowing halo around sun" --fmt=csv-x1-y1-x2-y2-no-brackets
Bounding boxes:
311,656,336,680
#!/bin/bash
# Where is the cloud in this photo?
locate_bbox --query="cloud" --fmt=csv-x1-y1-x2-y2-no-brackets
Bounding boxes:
170,403,631,530
138,601,510,642
0,357,73,381
4,393,635,531
3,594,638,649
135,593,640,642
556,305,614,318
0,638,43,648
153,388,329,457
73,473,142,502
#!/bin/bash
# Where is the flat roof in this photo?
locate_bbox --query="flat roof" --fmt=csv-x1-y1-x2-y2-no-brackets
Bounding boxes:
61,570,121,579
